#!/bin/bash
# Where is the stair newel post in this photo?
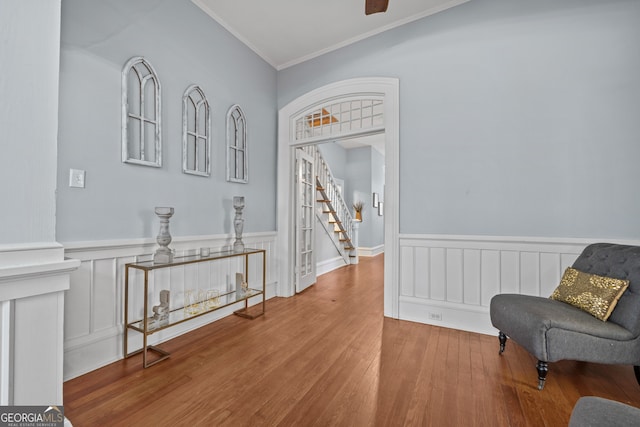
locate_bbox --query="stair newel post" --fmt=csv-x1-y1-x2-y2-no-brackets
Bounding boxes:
351,220,360,264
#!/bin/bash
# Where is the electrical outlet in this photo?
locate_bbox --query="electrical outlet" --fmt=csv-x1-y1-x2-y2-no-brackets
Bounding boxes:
69,169,86,188
428,312,442,321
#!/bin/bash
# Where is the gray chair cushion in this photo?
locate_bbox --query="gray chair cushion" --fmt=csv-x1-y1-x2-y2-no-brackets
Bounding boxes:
490,294,638,362
569,397,640,427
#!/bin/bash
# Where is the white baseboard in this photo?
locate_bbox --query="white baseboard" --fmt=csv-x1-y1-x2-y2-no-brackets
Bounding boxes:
399,296,494,336
316,256,347,276
358,244,384,257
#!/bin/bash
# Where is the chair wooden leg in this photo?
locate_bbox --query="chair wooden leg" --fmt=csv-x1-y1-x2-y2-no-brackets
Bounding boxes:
634,365,640,386
536,360,548,390
498,332,507,354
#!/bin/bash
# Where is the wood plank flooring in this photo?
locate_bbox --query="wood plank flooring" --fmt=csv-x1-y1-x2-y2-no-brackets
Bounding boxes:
64,255,640,426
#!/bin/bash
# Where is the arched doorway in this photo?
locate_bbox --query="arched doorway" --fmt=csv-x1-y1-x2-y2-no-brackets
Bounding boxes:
277,77,400,318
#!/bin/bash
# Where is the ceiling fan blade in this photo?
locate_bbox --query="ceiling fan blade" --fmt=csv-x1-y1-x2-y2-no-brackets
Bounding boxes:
365,0,389,15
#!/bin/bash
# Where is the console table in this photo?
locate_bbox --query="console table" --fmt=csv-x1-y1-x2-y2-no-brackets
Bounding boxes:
124,248,266,368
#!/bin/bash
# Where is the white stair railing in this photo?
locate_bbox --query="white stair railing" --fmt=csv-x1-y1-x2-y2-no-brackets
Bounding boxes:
304,145,356,263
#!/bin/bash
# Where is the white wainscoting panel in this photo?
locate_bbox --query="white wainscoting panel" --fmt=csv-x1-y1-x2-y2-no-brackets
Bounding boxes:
62,232,277,381
399,235,640,336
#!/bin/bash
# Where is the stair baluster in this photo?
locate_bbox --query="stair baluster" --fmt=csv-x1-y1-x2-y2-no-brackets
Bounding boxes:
309,145,356,264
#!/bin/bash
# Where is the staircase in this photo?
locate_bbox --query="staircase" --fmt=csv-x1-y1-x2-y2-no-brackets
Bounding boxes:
305,145,359,265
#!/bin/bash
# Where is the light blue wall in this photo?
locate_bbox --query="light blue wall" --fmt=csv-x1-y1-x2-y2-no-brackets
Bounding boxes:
57,0,277,241
317,143,347,184
278,0,640,239
344,148,366,211
370,148,385,246
0,1,61,244
346,147,384,248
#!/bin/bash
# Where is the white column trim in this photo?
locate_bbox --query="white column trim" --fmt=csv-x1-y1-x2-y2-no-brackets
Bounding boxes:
0,300,13,405
0,259,81,301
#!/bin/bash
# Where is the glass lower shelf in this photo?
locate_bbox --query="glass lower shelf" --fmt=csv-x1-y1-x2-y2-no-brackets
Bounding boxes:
128,288,262,334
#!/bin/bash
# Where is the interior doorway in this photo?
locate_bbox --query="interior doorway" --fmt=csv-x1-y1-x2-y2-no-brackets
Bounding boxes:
277,77,400,318
313,137,386,271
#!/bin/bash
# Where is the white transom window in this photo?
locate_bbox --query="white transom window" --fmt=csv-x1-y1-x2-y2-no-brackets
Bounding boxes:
294,97,384,144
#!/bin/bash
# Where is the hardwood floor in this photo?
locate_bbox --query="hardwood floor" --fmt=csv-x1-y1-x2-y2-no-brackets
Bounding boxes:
64,255,640,426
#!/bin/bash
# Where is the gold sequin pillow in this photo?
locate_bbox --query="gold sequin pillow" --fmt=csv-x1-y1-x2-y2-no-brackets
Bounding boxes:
550,268,629,321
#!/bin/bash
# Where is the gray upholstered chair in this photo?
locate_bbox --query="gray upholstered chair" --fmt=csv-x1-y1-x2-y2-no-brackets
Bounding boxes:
490,243,640,390
569,397,640,427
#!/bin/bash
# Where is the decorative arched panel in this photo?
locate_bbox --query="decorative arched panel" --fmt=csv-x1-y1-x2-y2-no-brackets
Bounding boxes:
121,56,162,167
182,85,211,177
226,104,248,183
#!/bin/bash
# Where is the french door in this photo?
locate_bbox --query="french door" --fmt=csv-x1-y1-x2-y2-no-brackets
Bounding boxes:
295,147,316,292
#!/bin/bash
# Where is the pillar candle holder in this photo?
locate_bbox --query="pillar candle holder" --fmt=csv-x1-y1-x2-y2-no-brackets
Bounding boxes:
154,207,174,263
233,196,245,252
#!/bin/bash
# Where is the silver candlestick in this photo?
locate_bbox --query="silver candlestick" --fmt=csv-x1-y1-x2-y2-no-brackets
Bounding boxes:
154,207,174,263
233,196,245,252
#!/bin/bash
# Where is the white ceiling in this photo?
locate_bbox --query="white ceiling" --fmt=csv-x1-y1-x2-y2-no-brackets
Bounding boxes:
192,0,469,70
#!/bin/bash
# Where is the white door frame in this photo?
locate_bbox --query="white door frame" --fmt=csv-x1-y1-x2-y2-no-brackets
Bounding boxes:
276,77,400,318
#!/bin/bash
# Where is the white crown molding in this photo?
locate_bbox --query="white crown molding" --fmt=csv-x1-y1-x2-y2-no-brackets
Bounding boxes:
277,0,470,70
192,0,469,70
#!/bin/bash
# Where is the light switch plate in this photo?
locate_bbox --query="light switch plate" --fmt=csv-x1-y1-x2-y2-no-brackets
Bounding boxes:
69,169,86,188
